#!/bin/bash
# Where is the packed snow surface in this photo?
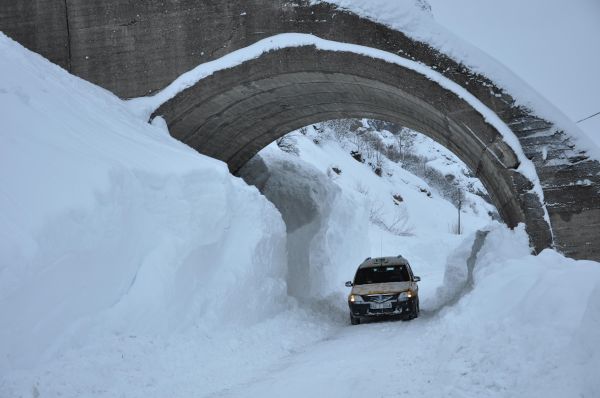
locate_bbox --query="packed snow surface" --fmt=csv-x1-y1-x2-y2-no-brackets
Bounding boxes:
2,21,600,398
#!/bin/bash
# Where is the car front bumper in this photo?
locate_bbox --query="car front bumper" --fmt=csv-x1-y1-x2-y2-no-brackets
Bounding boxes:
349,297,417,318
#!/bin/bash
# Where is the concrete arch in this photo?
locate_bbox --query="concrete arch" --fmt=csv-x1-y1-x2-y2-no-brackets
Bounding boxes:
153,46,552,252
1,0,598,260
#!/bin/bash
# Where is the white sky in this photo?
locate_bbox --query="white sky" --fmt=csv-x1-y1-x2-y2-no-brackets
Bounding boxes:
427,0,600,143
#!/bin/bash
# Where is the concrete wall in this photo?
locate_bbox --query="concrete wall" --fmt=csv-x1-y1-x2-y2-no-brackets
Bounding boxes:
1,0,598,261
0,0,69,69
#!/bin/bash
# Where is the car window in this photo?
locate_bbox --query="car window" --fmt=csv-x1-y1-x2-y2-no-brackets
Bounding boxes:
407,264,414,279
354,265,410,285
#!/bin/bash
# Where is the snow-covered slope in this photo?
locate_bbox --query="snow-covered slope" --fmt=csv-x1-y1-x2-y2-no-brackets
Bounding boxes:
0,32,289,371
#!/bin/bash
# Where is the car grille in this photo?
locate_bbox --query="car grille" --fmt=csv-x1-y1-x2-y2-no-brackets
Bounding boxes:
362,294,396,303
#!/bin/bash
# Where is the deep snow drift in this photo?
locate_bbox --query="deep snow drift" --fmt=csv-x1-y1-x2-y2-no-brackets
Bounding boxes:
1,25,600,398
0,32,290,372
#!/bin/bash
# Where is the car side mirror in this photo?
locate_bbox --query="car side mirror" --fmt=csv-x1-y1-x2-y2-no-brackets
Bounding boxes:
345,281,353,287
413,276,421,282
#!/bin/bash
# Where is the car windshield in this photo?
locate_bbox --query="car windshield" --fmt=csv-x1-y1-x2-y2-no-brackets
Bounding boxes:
354,265,410,285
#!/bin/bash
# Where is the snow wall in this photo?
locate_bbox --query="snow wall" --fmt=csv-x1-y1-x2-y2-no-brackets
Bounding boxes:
0,33,289,371
239,148,370,301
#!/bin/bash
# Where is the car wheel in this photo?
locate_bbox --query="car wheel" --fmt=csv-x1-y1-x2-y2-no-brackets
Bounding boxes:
403,300,419,321
350,314,360,325
414,298,420,318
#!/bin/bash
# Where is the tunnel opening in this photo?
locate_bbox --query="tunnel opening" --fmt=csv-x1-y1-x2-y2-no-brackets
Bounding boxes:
239,118,498,304
153,46,552,254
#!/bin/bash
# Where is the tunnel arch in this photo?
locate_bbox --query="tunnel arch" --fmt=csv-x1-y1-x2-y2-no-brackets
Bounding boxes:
3,0,598,259
152,45,553,252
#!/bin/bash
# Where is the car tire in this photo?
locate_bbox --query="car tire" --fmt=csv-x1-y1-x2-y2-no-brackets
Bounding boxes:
414,298,420,319
350,314,360,325
403,299,419,321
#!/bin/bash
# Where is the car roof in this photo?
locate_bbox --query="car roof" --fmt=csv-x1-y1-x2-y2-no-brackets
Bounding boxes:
358,256,410,269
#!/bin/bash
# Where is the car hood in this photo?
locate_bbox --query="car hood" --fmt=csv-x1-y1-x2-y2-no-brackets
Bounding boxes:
351,281,412,295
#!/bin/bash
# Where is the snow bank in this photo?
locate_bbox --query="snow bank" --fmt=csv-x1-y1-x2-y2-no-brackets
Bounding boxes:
428,230,477,310
185,223,600,397
240,144,370,301
0,33,288,371
435,224,600,396
246,128,600,395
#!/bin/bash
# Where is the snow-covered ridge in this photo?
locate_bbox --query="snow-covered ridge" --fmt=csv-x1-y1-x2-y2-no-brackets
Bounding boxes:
127,33,546,217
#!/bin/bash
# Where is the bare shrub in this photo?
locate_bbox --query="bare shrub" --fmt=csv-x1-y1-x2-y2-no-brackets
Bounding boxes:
322,119,355,141
276,134,299,155
369,199,414,236
384,210,414,236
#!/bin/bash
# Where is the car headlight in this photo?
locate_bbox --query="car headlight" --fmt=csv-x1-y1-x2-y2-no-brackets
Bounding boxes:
398,291,413,300
349,294,364,303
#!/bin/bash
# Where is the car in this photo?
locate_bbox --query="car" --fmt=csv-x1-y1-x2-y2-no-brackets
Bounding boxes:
345,255,420,325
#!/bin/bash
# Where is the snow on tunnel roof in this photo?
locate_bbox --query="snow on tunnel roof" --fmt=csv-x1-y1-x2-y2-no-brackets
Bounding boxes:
311,0,600,161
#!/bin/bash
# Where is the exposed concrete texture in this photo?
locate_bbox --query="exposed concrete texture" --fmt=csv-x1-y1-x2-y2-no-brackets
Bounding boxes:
0,0,69,69
1,0,598,260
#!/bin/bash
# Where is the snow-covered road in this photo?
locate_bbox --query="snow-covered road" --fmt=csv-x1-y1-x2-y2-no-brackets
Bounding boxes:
211,317,436,398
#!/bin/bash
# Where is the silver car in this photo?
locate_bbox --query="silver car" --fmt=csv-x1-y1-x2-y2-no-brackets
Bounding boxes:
345,256,420,325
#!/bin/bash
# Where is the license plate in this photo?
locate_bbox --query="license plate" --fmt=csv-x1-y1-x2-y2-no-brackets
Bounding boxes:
370,302,392,310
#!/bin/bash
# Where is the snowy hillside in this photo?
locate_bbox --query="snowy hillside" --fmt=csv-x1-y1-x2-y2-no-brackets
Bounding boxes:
0,32,291,372
1,25,600,398
240,121,496,302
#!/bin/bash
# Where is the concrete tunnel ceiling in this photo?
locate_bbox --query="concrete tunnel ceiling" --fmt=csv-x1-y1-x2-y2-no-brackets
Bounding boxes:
1,0,598,260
